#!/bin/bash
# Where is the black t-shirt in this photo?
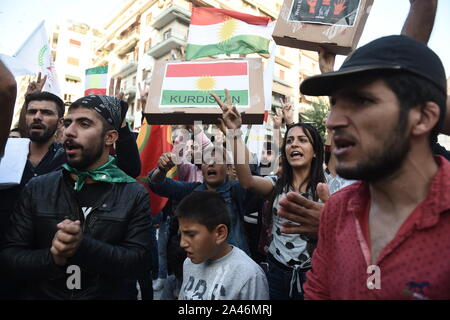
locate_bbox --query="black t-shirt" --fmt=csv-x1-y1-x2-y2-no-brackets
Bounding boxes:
72,181,110,221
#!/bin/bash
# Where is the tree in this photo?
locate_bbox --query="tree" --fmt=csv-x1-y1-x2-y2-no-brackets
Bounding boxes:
300,98,329,142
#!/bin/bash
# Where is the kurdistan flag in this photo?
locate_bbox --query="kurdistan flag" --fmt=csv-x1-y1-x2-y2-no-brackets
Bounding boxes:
160,60,249,108
186,7,273,60
85,66,108,96
136,119,177,216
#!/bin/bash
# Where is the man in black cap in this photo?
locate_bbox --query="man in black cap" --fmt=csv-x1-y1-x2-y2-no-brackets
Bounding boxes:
0,95,154,299
300,35,450,299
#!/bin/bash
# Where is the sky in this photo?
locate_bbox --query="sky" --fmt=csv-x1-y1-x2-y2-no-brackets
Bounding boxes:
0,0,449,76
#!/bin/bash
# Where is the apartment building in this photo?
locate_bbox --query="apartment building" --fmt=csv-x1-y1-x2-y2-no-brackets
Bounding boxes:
50,20,104,104
91,0,321,130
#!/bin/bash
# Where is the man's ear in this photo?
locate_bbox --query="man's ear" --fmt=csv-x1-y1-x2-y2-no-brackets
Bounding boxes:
410,102,440,137
214,224,228,245
57,117,64,128
104,130,118,147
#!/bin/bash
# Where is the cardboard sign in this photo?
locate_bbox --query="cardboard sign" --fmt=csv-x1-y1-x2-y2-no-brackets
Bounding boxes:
144,58,265,125
0,138,30,190
273,0,373,55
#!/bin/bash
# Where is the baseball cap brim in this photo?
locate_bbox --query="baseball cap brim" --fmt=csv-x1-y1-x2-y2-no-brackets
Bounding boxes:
300,65,404,97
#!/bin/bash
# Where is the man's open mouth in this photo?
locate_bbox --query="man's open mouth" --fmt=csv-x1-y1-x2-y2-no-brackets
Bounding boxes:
30,124,45,130
333,136,356,156
64,140,82,154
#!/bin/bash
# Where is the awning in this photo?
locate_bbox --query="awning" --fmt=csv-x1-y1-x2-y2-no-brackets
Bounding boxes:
65,74,82,82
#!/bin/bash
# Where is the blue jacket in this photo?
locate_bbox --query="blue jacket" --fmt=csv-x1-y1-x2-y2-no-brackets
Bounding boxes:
148,170,251,254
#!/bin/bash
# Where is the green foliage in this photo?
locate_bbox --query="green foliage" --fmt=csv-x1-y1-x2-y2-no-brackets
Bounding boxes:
300,98,330,142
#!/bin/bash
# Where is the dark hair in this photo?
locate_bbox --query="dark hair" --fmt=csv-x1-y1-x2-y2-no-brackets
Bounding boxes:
10,128,20,133
381,71,447,145
25,91,65,118
334,70,447,145
271,123,325,203
68,103,115,134
174,191,231,233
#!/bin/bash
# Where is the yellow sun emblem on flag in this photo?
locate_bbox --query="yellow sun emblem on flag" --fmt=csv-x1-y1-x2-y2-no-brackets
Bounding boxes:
219,18,238,42
196,76,216,91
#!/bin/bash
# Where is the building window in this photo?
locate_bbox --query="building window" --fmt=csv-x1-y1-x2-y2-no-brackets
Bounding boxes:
146,13,152,25
64,94,73,102
163,29,172,41
280,69,285,80
134,46,139,61
279,47,285,56
52,33,59,49
144,39,152,52
142,68,151,81
69,39,81,47
67,57,79,66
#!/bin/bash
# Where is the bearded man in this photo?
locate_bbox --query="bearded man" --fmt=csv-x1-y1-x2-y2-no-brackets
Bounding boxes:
0,95,154,299
300,35,450,300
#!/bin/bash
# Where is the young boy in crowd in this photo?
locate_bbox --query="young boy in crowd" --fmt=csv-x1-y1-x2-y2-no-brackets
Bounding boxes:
175,191,269,300
148,146,252,254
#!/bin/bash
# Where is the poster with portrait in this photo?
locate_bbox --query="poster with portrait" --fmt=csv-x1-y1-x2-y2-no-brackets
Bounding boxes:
289,0,361,27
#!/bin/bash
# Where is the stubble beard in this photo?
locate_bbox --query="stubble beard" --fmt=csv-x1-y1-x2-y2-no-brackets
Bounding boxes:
67,136,105,170
336,130,410,183
28,123,58,143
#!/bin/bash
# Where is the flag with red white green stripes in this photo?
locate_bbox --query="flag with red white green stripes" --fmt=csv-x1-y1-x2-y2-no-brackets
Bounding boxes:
160,60,250,109
85,66,108,96
186,7,273,60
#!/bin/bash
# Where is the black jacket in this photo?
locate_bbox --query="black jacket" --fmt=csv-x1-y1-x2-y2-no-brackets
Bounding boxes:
0,170,153,300
1,125,140,244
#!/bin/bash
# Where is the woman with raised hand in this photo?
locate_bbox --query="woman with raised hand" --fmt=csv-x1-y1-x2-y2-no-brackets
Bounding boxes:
211,89,327,300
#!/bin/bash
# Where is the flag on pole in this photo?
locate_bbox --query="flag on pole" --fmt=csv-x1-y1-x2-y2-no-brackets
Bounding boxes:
0,54,32,76
136,119,177,216
8,20,61,97
85,66,108,96
186,7,273,60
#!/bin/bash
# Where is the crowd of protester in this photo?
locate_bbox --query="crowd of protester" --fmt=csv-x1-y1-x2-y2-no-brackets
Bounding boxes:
0,0,449,300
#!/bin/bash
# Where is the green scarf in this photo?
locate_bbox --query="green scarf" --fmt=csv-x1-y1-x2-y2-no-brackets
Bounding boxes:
63,156,135,191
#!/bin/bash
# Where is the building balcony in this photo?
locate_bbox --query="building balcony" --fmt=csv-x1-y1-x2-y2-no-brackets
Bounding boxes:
96,36,116,53
274,76,293,88
276,56,293,68
114,61,138,78
147,35,187,59
272,78,293,97
124,87,136,98
243,0,278,19
116,34,139,56
152,5,191,30
93,55,109,67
